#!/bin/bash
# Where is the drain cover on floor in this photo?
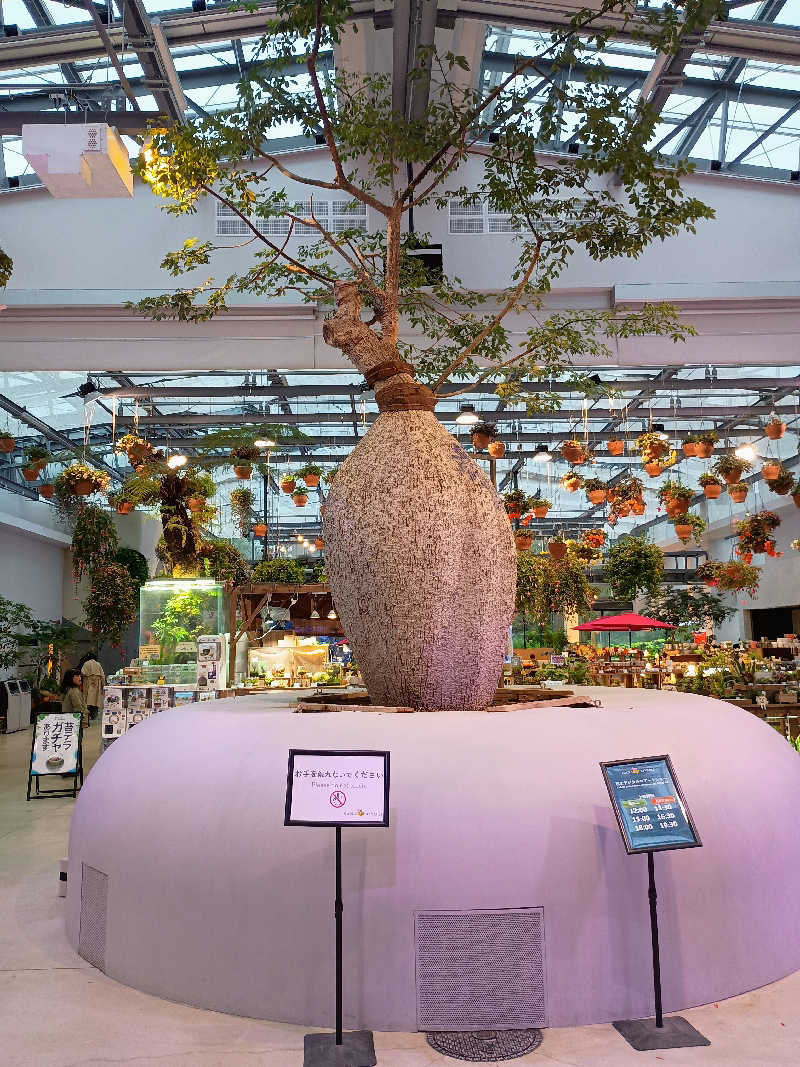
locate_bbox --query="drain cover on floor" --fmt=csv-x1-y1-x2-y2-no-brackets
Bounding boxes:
426,1029,543,1062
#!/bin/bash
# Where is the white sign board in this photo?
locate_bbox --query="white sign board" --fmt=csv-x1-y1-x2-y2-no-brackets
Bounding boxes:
31,713,80,775
285,750,390,827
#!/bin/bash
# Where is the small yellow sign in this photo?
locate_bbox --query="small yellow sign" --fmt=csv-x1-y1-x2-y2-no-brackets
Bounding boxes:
139,644,160,658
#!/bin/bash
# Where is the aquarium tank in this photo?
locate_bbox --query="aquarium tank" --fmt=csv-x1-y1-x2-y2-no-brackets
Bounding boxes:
138,579,225,681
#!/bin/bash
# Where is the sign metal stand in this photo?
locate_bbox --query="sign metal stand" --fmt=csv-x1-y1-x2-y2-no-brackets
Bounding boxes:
601,754,710,1051
285,748,389,1067
27,712,84,801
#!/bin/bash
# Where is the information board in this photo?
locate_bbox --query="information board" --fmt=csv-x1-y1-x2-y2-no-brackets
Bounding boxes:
285,749,390,827
31,712,80,775
601,755,701,854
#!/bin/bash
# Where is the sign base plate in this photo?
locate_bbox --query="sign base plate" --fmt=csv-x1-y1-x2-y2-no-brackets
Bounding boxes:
613,1016,710,1050
303,1030,377,1066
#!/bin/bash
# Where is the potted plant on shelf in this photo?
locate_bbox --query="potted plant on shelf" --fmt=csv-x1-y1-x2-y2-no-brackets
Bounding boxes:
727,481,748,503
561,439,591,465
230,487,255,536
470,421,497,452
764,414,787,440
561,471,583,493
671,512,707,544
292,485,309,507
529,495,551,519
698,472,723,499
230,445,259,479
55,462,111,498
22,445,51,481
607,435,624,457
503,489,527,520
658,479,693,516
0,432,15,454
548,535,568,561
681,434,699,457
695,430,718,458
636,431,667,463
280,475,297,495
296,463,324,488
583,477,607,504
514,530,534,551
712,452,753,485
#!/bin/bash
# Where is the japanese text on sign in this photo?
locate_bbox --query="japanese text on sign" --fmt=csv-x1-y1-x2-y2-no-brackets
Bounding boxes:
601,756,700,854
31,712,80,776
285,750,390,827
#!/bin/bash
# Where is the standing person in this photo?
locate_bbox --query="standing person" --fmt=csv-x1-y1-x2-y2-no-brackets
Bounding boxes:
80,652,105,723
60,669,89,730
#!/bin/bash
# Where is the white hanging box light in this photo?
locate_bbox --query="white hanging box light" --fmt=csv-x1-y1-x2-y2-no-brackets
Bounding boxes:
21,123,133,198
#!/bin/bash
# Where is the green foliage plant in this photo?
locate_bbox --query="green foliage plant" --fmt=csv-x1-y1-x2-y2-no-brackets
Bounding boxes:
516,550,595,625
603,535,664,601
296,463,324,479
670,512,706,544
0,596,35,672
251,558,307,584
82,562,139,648
643,586,733,630
130,0,719,411
230,486,256,535
71,503,120,582
712,453,753,478
114,547,149,588
199,538,252,585
698,472,722,487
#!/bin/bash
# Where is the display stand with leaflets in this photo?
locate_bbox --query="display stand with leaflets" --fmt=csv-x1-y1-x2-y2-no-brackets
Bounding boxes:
285,749,390,1067
27,711,83,800
601,754,709,1051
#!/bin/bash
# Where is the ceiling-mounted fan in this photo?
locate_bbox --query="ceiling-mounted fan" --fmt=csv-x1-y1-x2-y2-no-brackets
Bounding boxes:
61,376,101,404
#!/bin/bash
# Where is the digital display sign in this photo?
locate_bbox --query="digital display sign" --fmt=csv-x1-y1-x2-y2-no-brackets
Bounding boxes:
601,755,701,854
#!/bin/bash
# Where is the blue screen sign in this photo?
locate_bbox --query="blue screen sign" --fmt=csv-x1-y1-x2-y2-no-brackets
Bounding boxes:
601,755,701,854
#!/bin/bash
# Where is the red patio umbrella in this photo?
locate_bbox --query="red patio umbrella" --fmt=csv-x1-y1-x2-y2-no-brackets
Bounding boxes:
574,612,676,647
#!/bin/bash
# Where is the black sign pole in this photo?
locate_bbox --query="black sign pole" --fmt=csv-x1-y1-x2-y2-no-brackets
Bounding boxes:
647,852,663,1029
335,824,343,1047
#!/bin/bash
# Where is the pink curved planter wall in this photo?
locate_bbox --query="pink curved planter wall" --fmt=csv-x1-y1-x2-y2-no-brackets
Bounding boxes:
66,689,800,1029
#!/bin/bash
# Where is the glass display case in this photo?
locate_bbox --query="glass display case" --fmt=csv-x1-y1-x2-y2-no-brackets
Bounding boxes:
138,579,225,668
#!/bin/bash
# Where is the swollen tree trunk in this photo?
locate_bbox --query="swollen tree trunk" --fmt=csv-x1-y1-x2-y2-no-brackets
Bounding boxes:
322,284,517,711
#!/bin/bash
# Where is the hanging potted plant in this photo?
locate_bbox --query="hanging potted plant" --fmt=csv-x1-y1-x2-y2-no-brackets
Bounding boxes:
761,459,780,482
607,435,624,457
583,528,605,549
530,495,551,519
185,471,216,513
293,484,309,507
695,561,722,588
698,472,723,499
583,477,607,505
736,511,780,555
0,431,15,454
116,433,154,467
253,522,268,538
281,475,297,495
764,414,787,441
636,431,667,463
631,499,646,516
39,483,55,500
643,459,663,478
561,439,591,465
230,486,255,536
658,479,692,517
716,560,761,595
107,489,135,515
548,535,568,561
515,530,534,551
561,471,583,493
230,444,259,479
603,535,664,600
296,463,324,488
695,431,718,459
21,445,51,480
55,462,111,498
314,536,324,550
727,481,748,503
712,453,752,485
488,439,506,459
503,489,527,520
471,421,497,452
768,466,794,496
671,512,706,544
681,434,699,458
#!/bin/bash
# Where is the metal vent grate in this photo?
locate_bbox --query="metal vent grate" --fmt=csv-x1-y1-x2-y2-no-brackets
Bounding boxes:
415,909,546,1032
78,863,108,972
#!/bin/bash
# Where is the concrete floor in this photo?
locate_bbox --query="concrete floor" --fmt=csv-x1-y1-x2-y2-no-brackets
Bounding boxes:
1,719,799,1066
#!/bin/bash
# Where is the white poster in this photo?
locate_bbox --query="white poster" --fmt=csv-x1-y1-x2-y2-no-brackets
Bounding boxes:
285,750,389,826
31,713,80,775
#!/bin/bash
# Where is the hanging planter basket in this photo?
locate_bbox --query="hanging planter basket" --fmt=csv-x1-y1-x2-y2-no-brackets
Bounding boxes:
281,478,296,495
314,537,324,550
292,492,308,507
253,523,268,538
561,474,582,493
674,523,692,543
532,504,550,518
695,441,715,458
632,500,646,516
116,502,134,515
514,532,533,551
548,540,568,560
608,439,624,456
0,435,15,454
587,489,606,504
703,482,722,499
682,441,698,457
233,465,252,480
39,484,54,499
303,474,320,488
488,440,505,459
643,461,663,477
728,485,748,503
187,497,205,513
22,466,40,482
761,462,780,482
792,493,800,509
471,430,492,451
74,479,94,496
562,442,585,464
722,467,745,485
764,420,786,441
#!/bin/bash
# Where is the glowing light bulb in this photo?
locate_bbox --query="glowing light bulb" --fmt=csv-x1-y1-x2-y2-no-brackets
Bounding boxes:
167,454,187,469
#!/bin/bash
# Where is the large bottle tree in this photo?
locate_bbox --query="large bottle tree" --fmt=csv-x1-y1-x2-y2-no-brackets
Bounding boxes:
135,0,722,404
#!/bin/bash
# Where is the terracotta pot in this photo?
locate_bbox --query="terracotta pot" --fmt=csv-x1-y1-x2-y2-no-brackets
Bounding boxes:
303,474,320,488
562,444,583,464
729,488,747,503
703,483,722,499
488,440,505,459
187,497,205,513
22,467,40,482
471,431,492,451
74,479,93,496
632,500,646,516
722,468,744,485
234,465,252,479
127,444,152,465
618,503,632,517
39,484,54,499
533,505,549,519
761,462,780,481
672,498,690,516
606,489,619,504
515,533,533,551
682,442,698,457
323,413,516,711
765,422,786,440
562,478,580,493
281,480,296,495
253,523,268,538
292,493,308,507
644,461,662,477
548,540,568,560
674,524,692,542
587,489,606,504
774,483,792,496
314,537,324,550
793,493,800,509
695,441,714,458
116,502,134,515
519,515,531,527
608,440,624,456
0,436,15,454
